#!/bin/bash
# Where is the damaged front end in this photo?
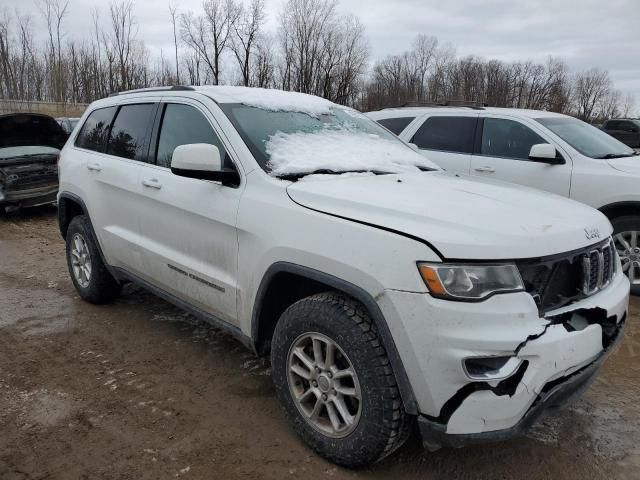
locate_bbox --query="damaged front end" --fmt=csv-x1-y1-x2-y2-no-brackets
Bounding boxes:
0,113,67,210
0,153,59,208
384,238,631,451
418,305,626,450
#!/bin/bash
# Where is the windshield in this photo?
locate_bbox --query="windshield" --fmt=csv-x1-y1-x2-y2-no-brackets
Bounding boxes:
536,117,635,159
221,104,437,177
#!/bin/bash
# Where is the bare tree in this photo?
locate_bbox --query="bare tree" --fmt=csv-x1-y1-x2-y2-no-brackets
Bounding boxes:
572,68,611,121
37,0,69,101
108,1,138,91
181,0,241,85
232,0,265,86
168,2,180,84
279,0,337,94
252,35,275,87
621,92,636,117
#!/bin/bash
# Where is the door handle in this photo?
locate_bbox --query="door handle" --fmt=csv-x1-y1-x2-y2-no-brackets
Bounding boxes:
474,166,496,173
142,178,162,189
87,162,102,172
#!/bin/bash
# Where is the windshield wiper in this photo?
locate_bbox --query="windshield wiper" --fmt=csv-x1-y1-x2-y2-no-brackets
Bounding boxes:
595,153,635,159
278,169,389,181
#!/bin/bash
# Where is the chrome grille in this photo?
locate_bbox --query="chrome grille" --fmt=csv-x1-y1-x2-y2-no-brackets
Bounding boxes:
581,240,616,295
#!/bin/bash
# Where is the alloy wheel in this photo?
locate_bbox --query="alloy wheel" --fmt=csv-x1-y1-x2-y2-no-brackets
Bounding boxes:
70,233,92,288
287,332,362,438
615,231,640,285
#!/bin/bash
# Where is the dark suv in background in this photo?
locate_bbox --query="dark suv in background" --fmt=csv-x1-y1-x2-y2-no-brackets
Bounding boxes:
602,119,640,148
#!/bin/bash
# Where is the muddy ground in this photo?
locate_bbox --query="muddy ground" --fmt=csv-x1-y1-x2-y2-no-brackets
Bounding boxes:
1,206,639,480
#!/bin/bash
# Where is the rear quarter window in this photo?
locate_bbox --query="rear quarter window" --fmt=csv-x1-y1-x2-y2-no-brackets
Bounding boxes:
376,117,415,135
106,104,156,161
411,116,477,154
75,107,117,153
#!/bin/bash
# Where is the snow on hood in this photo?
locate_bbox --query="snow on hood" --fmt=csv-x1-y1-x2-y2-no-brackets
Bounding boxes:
287,171,612,260
199,86,335,116
266,128,438,177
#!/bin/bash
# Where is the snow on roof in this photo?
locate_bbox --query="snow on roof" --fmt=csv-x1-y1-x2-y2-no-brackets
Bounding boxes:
265,127,438,177
196,86,335,116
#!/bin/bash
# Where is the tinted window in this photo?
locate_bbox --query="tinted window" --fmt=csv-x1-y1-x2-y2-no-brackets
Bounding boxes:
606,120,621,130
481,118,547,160
377,117,415,135
156,104,227,168
411,116,477,154
536,117,633,159
106,104,155,161
621,121,640,132
75,107,116,152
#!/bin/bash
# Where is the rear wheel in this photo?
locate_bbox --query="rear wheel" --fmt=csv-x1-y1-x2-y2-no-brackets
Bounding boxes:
65,215,121,303
271,292,413,467
612,215,640,294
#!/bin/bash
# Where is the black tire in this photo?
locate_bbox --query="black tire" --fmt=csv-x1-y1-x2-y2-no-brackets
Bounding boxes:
65,215,121,304
611,215,640,296
271,292,413,468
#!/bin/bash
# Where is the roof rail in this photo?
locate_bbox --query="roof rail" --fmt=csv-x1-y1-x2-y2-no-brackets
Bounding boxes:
108,85,195,97
389,100,488,110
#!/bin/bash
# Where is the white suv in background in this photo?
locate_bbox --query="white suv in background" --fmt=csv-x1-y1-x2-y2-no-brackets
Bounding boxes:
368,107,640,288
58,87,629,467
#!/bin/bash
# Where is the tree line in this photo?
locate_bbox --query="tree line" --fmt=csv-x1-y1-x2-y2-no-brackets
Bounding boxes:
0,0,635,121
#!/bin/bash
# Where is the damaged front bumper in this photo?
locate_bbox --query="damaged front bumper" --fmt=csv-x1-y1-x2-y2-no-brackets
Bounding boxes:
0,163,58,208
380,268,629,449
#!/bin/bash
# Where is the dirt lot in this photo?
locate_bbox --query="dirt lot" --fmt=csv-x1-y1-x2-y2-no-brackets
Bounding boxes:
1,207,639,480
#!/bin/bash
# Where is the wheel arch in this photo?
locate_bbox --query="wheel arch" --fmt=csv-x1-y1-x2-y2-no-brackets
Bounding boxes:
58,191,89,239
58,191,117,281
251,261,419,414
599,201,640,223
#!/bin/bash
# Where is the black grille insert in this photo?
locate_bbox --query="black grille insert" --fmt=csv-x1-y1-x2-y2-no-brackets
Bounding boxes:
518,239,616,314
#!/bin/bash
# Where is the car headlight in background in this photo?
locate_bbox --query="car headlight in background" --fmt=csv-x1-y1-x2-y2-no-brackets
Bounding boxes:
417,263,524,300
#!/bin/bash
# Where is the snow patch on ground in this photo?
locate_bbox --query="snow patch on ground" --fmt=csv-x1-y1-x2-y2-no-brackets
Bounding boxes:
199,86,334,116
266,128,437,176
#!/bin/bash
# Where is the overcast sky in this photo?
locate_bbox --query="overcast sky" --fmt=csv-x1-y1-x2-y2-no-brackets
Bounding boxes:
7,0,640,107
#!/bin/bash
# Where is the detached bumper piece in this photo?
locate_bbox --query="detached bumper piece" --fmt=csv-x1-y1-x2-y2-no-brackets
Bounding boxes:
418,313,626,451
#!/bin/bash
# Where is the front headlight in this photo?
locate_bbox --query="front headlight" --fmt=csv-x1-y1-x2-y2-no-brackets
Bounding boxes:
417,263,524,300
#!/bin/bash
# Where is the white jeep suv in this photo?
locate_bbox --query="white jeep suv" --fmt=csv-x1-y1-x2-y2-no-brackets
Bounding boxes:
367,107,640,289
58,87,629,467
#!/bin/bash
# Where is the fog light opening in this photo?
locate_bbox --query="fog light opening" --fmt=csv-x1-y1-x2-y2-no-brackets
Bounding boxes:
463,356,523,381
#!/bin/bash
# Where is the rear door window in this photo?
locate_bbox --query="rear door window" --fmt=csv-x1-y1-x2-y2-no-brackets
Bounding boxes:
155,103,227,168
480,118,547,160
75,107,117,153
376,117,415,135
106,104,156,161
411,116,477,154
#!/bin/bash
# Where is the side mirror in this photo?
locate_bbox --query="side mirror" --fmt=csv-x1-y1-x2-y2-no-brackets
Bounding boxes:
528,143,564,165
171,143,239,187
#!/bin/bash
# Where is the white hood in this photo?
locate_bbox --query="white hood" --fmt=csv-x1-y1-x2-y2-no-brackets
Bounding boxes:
287,171,612,260
607,156,640,175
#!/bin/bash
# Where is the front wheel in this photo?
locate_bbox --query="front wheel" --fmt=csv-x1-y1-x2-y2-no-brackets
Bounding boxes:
612,215,640,294
270,292,413,467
